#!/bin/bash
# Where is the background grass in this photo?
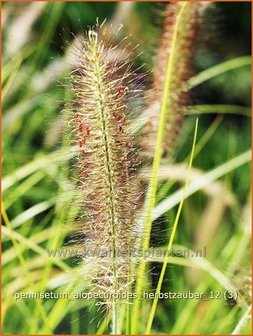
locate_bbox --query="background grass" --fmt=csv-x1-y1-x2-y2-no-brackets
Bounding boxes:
2,1,251,334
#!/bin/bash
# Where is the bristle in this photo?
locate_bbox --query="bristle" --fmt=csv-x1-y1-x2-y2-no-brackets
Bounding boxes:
143,2,205,158
68,28,141,306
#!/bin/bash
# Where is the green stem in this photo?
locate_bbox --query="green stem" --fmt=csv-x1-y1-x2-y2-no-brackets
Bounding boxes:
131,3,189,333
92,40,120,334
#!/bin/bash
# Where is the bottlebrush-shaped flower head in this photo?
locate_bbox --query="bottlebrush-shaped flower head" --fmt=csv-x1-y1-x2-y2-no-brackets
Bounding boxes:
68,27,142,303
143,2,206,158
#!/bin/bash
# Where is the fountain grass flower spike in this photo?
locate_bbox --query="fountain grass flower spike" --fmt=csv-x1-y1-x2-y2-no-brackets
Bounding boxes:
143,2,206,158
68,28,142,333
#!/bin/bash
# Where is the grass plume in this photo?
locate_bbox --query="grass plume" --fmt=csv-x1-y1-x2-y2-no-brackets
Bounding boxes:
143,2,205,158
69,27,141,333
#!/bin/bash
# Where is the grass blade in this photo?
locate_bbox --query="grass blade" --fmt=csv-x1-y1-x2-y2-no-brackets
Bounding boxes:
187,55,251,89
145,118,198,334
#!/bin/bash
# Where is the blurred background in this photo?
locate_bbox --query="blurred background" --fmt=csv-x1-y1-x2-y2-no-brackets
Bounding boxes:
2,1,251,334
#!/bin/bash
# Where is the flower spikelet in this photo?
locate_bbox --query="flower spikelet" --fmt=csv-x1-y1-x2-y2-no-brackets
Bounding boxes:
69,28,141,303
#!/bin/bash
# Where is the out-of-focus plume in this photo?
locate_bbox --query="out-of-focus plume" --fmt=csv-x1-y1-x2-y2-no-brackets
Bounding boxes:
142,2,207,158
5,2,47,57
